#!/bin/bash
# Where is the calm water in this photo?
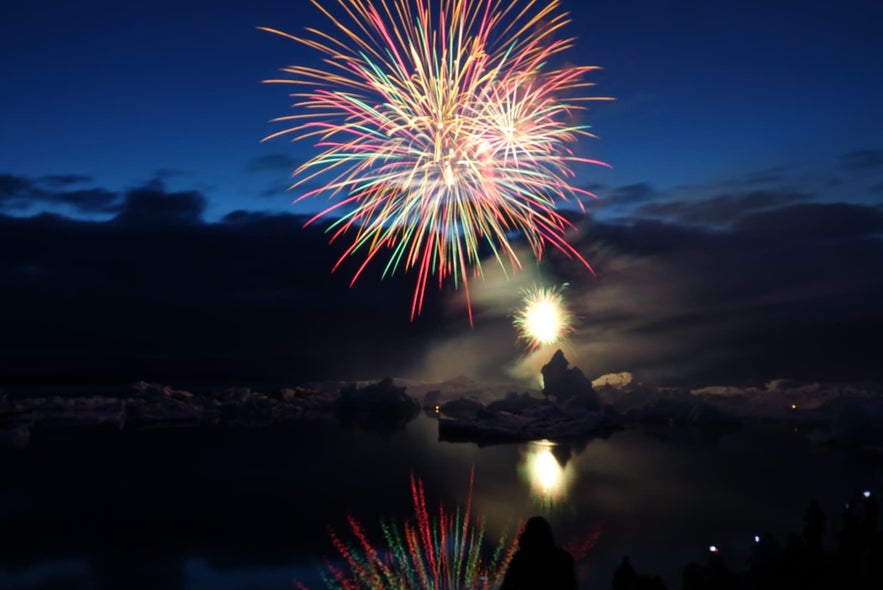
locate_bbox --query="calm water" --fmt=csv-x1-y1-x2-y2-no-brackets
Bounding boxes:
1,414,881,589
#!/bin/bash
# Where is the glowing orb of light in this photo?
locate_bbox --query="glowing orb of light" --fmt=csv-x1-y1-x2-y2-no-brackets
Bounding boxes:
519,440,573,505
532,448,563,495
261,0,611,323
514,285,573,349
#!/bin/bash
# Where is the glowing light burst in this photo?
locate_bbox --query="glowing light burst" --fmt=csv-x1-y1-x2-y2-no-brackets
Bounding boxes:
261,0,610,322
302,471,517,590
513,284,573,349
521,441,572,504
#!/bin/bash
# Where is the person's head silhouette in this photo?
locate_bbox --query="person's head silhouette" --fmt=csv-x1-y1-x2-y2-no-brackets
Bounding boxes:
519,516,556,550
500,516,577,590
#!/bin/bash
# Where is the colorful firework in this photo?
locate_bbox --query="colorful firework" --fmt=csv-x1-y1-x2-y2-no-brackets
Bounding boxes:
261,0,610,322
513,284,573,349
300,470,518,590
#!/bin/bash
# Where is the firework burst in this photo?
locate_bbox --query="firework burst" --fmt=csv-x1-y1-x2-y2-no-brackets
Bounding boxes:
262,0,610,322
513,284,573,349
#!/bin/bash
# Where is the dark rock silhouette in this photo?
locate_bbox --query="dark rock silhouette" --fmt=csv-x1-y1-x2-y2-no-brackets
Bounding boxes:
334,378,420,432
438,397,487,419
335,378,418,412
499,516,577,590
487,391,544,413
541,350,600,410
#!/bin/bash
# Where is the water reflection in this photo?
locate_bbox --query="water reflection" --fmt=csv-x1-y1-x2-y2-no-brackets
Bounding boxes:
518,440,577,506
2,416,880,590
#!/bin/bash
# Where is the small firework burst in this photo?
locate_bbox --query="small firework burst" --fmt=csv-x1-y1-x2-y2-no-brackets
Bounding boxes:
513,284,573,349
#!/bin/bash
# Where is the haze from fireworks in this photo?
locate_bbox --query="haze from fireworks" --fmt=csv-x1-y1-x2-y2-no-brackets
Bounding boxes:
261,0,609,322
513,284,573,350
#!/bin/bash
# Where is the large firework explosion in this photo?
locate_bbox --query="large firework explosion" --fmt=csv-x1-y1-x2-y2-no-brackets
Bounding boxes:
262,0,609,322
299,471,518,590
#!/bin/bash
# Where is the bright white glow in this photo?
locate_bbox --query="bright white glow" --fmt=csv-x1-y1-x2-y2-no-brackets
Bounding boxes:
709,545,719,553
864,490,872,498
754,535,760,543
532,448,562,494
518,440,574,505
525,300,562,345
513,285,573,349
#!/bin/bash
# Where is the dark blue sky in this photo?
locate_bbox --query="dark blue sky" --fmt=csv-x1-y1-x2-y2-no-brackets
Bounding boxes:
3,0,881,219
1,0,882,387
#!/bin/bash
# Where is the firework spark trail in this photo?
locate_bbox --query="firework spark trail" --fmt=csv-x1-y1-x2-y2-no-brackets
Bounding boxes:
262,0,610,322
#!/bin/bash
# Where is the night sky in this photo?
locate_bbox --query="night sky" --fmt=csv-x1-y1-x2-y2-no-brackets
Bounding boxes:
2,0,882,389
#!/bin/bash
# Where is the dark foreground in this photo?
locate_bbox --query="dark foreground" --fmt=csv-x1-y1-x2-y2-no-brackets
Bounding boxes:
1,377,882,589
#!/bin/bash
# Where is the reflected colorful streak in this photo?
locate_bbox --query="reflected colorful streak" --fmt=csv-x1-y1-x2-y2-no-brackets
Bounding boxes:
301,470,517,589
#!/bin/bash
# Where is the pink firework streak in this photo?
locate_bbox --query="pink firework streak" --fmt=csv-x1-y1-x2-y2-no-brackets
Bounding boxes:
262,0,611,323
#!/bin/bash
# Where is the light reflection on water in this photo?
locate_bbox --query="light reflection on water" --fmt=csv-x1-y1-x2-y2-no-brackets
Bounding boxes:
518,440,576,506
0,414,880,589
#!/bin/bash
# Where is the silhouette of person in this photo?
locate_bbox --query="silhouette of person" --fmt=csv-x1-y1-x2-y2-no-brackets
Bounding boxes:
861,491,878,544
499,516,577,590
803,499,825,554
612,555,636,590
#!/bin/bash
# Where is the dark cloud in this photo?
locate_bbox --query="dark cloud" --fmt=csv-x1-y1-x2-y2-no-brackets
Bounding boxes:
557,201,883,385
826,176,845,187
0,173,33,200
39,174,93,188
0,185,442,387
735,202,883,237
841,149,883,171
736,166,792,187
246,154,298,173
634,189,813,225
153,168,187,180
260,184,292,198
2,177,881,389
581,182,608,196
112,182,206,225
0,173,121,214
605,182,662,206
58,188,119,213
706,166,794,190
